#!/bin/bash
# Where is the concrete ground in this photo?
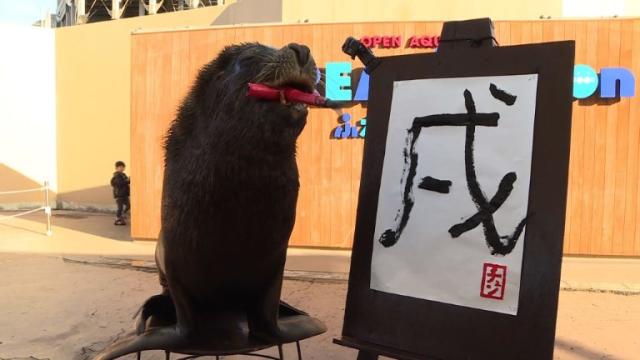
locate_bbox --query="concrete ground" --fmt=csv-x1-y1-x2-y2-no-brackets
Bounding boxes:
0,210,639,359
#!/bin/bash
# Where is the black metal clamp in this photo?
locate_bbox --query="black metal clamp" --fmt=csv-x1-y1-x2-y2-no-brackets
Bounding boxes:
341,37,381,74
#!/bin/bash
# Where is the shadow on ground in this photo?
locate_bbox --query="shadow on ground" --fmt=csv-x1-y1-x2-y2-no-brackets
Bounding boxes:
555,338,623,359
0,210,131,241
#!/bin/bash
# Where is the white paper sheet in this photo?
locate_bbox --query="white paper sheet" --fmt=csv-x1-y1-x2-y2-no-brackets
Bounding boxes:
370,74,538,315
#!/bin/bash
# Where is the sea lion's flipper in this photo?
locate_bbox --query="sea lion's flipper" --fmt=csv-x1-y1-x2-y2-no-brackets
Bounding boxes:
248,297,328,344
247,273,327,343
93,326,186,360
278,300,309,316
134,293,177,334
273,311,328,342
247,271,284,340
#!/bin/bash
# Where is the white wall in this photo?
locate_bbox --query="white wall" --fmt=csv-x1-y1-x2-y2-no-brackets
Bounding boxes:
563,0,628,17
0,24,57,192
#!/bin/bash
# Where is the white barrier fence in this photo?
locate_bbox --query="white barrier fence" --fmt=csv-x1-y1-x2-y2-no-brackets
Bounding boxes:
0,181,52,236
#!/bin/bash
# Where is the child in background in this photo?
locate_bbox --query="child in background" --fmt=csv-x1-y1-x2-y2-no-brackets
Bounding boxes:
111,161,130,226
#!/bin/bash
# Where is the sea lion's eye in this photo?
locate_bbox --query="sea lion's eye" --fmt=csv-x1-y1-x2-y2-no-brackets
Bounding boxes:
237,56,250,64
232,57,251,75
234,56,252,72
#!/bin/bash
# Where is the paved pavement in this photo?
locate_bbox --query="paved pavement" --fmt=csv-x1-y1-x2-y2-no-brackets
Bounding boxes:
0,210,639,294
0,210,639,359
0,253,638,360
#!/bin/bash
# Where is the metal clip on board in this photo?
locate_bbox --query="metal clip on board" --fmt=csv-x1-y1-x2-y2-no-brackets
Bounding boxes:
341,36,382,74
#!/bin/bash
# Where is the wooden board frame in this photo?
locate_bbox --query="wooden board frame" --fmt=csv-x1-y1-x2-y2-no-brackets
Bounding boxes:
337,40,575,359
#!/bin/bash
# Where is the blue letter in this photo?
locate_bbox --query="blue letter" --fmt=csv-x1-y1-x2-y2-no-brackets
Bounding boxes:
326,62,352,101
358,118,366,138
600,68,636,98
334,113,351,138
573,64,599,99
353,71,370,101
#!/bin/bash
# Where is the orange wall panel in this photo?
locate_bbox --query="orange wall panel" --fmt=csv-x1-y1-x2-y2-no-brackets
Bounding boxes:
131,20,640,256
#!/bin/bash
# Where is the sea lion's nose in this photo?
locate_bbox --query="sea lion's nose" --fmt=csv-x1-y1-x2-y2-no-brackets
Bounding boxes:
287,43,310,67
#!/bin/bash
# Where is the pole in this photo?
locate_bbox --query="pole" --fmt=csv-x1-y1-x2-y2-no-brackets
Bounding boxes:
44,181,52,236
149,0,157,14
112,0,121,19
77,0,86,23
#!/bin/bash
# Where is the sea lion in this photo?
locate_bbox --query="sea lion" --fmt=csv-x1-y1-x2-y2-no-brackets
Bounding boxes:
95,42,326,359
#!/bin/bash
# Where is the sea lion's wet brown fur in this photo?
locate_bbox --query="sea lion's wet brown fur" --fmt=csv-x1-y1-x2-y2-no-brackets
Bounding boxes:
95,43,326,359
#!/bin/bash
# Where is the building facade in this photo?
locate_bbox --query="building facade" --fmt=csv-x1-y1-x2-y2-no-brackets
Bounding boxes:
2,0,639,255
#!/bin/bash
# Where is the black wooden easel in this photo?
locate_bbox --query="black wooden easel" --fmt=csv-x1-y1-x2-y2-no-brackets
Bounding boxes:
334,17,575,360
351,19,497,360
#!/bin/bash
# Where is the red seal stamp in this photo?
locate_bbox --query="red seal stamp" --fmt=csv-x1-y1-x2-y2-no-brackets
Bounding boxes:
480,263,507,300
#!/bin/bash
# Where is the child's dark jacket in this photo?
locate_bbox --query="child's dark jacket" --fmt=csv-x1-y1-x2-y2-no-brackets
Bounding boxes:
111,172,130,199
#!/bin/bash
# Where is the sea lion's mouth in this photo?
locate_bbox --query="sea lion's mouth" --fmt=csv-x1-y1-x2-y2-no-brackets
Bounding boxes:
247,78,331,110
276,90,308,113
262,75,316,111
288,102,309,113
270,77,316,94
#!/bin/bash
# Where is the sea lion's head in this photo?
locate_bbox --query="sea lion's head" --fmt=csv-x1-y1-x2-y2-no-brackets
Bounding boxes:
180,42,319,152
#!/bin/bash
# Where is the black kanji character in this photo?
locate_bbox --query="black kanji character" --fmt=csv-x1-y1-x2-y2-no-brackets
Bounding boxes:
379,84,528,256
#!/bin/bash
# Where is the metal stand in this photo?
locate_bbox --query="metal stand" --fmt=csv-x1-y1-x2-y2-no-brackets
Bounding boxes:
131,341,302,360
44,180,52,236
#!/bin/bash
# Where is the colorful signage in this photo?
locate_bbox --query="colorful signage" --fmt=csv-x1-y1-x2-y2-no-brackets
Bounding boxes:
322,62,637,139
332,113,366,139
359,35,440,49
573,64,636,99
573,64,599,98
